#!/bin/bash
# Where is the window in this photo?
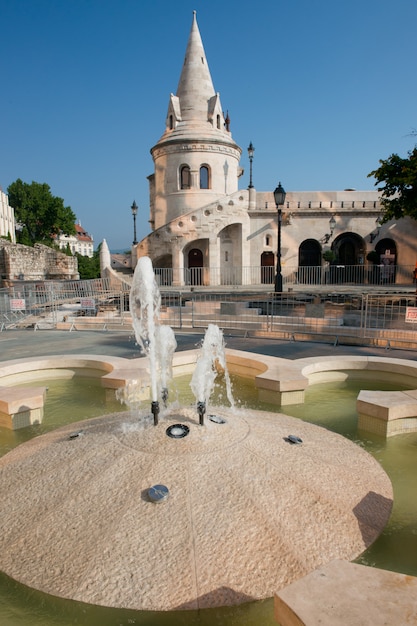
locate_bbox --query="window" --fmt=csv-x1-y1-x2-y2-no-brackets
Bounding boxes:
169,115,174,130
266,235,271,246
200,165,210,189
217,114,221,129
180,165,191,189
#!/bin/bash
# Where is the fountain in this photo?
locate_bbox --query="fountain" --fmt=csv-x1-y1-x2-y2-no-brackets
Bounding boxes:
129,258,233,429
0,257,402,618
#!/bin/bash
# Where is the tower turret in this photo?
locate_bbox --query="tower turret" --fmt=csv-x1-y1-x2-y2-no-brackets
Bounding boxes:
149,11,242,230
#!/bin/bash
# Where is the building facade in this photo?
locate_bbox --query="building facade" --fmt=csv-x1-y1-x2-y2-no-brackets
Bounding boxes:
56,222,94,257
0,189,16,243
133,12,417,288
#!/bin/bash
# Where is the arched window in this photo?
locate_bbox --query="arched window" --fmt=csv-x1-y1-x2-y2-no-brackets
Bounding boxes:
169,115,174,130
200,165,210,189
217,114,221,129
180,165,191,190
266,235,271,246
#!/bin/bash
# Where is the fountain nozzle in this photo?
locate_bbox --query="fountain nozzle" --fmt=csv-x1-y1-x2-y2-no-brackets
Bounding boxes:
151,401,160,426
197,401,206,426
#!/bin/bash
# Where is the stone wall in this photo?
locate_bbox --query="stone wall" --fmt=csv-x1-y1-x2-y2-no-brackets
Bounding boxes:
0,240,79,284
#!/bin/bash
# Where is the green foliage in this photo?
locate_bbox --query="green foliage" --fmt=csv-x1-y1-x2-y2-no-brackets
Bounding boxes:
7,178,77,245
322,249,336,263
76,249,100,280
366,250,380,264
368,147,417,221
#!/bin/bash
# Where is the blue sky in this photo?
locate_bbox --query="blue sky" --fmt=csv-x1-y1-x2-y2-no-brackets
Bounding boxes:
2,0,416,250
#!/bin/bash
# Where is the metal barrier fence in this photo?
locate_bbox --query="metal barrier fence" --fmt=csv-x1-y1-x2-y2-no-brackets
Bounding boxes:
0,279,416,349
158,291,417,346
0,278,130,329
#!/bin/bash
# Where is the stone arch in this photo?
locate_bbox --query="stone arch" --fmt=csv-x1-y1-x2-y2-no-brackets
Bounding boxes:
200,165,210,189
298,239,322,284
186,247,204,285
375,238,397,260
219,223,242,285
330,232,366,284
180,165,191,190
375,238,397,284
261,251,274,284
333,232,366,266
153,254,172,286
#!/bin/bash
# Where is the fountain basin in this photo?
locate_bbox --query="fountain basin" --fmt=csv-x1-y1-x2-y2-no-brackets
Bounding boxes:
0,407,392,612
1,350,417,437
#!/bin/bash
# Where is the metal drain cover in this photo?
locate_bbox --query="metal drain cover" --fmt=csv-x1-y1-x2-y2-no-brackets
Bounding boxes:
148,484,169,503
208,414,226,424
287,435,303,444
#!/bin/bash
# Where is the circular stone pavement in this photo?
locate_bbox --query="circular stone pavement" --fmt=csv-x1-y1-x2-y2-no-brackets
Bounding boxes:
0,408,392,611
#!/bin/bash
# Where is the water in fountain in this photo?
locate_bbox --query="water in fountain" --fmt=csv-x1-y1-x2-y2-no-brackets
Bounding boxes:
125,256,177,413
190,323,234,422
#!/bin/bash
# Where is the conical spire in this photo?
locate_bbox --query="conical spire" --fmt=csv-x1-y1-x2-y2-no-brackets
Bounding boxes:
176,11,216,122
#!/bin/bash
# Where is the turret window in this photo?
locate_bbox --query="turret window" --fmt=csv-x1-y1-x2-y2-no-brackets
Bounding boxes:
200,165,210,189
217,114,221,129
169,114,174,130
180,165,191,189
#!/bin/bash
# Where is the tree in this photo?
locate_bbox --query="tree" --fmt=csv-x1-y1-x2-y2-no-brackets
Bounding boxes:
368,147,417,221
75,246,101,280
7,179,77,245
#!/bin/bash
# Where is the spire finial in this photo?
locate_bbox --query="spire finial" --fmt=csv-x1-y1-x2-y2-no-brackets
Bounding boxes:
175,10,216,122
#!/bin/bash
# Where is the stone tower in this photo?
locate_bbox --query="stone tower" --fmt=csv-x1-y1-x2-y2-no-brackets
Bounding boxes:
148,11,242,231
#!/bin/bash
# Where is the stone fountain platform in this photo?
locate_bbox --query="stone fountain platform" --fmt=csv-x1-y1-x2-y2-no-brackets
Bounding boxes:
0,407,392,612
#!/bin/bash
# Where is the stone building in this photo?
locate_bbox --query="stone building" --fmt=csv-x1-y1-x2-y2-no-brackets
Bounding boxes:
132,11,417,287
55,222,94,257
0,189,16,243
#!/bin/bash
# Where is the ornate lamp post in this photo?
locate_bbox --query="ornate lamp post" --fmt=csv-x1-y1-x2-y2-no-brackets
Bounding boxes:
131,200,138,245
273,182,286,293
248,142,255,188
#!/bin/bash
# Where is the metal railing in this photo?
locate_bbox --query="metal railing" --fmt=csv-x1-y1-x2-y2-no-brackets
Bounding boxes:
153,264,415,288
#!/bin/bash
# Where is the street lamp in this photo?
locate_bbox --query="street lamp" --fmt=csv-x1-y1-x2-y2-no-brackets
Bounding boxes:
273,182,286,293
131,200,138,245
370,216,382,243
324,215,337,243
248,142,255,188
